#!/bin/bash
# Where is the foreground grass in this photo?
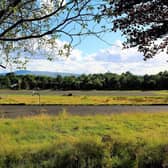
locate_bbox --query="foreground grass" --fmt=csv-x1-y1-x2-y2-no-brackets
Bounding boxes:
1,112,168,167
0,94,168,105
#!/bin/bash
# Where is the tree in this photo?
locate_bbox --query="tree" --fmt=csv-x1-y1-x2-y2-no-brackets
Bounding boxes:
104,73,120,90
1,0,167,68
0,0,109,67
104,0,168,59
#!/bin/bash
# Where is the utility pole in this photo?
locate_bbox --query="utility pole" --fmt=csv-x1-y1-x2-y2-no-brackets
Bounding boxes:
32,90,41,105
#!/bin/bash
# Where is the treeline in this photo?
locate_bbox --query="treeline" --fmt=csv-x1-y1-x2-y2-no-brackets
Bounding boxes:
0,71,168,90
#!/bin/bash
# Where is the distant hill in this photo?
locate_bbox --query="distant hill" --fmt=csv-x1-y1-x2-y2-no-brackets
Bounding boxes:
0,70,79,77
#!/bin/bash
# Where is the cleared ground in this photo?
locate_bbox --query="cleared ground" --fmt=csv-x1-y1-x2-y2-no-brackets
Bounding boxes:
0,105,168,118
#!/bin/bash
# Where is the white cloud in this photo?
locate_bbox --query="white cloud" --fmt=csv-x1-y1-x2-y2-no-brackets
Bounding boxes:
40,0,66,11
1,40,168,75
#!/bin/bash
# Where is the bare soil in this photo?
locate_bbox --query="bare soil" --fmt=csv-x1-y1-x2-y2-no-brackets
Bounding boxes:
0,105,168,118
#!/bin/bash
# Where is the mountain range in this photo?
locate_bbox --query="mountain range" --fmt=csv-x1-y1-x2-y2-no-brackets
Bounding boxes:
0,70,79,77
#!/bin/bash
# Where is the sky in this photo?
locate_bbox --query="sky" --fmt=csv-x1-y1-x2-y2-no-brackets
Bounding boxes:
0,30,168,75
23,31,168,75
0,0,167,75
26,35,168,75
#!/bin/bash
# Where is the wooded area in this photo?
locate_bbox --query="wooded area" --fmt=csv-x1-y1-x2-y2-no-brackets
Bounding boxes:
1,71,168,90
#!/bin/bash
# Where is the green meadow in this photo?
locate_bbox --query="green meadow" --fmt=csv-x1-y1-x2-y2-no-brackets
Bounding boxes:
0,111,168,167
0,95,168,105
0,90,167,105
0,90,168,167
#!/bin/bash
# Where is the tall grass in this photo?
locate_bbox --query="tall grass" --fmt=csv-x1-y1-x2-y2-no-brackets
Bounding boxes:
0,112,168,167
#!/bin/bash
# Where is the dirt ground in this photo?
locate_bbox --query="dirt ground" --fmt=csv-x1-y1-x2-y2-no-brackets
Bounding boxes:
0,105,168,118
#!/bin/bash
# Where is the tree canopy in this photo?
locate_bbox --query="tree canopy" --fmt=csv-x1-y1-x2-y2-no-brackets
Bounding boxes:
0,0,110,67
0,0,167,68
1,71,168,90
104,0,168,59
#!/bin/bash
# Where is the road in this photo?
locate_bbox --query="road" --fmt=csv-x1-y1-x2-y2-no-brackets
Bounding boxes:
0,105,168,118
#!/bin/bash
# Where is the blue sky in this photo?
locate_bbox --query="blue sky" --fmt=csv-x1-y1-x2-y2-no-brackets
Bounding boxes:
75,31,123,54
0,0,167,75
26,30,167,75
1,31,168,75
26,35,166,75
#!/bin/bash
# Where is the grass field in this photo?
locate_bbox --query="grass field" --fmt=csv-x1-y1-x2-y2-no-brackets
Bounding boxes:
0,112,168,167
0,95,168,105
1,111,168,147
0,90,168,167
0,90,168,105
0,89,168,96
